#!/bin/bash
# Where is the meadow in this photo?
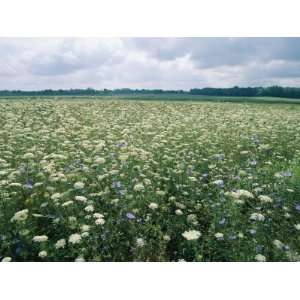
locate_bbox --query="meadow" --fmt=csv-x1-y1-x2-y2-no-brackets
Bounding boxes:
0,98,300,262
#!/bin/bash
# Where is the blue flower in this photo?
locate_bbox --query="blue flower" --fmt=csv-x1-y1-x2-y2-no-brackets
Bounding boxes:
214,154,225,161
126,212,136,220
116,141,127,148
219,218,226,225
14,244,22,257
118,190,126,197
256,245,263,252
112,181,122,189
295,204,300,212
274,201,283,209
24,182,34,189
282,171,292,177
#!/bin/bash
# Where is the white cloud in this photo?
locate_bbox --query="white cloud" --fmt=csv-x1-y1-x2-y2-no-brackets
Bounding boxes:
0,37,300,90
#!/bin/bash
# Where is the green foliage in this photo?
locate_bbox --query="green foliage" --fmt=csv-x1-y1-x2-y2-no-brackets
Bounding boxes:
0,99,300,262
1,85,300,99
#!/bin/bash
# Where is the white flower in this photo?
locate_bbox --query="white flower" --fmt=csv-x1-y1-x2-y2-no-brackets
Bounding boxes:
69,233,82,244
94,157,106,164
143,178,152,186
81,232,89,238
38,251,47,258
229,189,254,199
255,254,266,262
175,209,183,215
74,181,85,189
212,179,224,186
62,200,73,207
237,189,254,199
133,183,144,192
9,182,22,187
55,239,66,249
119,154,129,162
93,213,104,219
84,205,94,212
156,190,166,196
258,195,273,203
240,151,249,155
81,224,90,232
259,144,271,151
2,257,12,262
273,239,284,249
250,213,265,222
163,235,171,242
23,152,34,159
75,195,87,202
187,214,198,225
238,170,247,177
182,230,201,241
95,218,105,225
294,224,300,230
111,198,119,205
32,213,43,218
215,232,224,240
148,202,158,210
10,209,29,222
68,216,77,223
188,176,197,182
33,235,48,243
51,193,61,200
136,238,145,248
75,256,85,262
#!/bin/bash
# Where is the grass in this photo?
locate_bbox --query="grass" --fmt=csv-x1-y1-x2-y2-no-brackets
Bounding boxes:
1,94,300,104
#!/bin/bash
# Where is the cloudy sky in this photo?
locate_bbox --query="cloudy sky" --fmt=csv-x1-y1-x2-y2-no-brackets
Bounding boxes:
0,37,300,90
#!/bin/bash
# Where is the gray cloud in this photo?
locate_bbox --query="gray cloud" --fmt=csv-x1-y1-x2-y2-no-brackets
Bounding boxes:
0,37,300,90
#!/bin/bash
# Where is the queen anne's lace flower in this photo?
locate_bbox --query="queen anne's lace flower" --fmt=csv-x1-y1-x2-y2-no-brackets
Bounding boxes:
215,232,224,240
74,181,85,189
255,254,266,262
258,195,273,203
136,238,145,247
10,209,29,222
38,251,47,258
32,235,48,242
250,213,265,221
55,239,66,249
69,233,82,244
148,202,158,210
133,183,144,192
182,230,201,241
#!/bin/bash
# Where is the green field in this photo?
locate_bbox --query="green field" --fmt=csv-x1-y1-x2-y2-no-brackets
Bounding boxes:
113,94,300,104
1,94,300,104
0,98,300,261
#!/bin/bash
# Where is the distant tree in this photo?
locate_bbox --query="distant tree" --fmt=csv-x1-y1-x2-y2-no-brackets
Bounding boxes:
0,86,300,99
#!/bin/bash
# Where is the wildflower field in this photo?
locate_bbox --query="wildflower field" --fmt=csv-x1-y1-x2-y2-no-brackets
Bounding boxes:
1,99,300,262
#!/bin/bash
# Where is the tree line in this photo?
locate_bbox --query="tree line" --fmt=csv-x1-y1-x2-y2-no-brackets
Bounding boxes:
0,86,300,98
